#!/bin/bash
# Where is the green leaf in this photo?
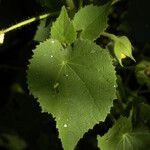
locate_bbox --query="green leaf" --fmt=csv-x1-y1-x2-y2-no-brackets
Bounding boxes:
27,38,116,150
0,134,27,150
98,116,150,150
139,103,150,128
51,6,76,45
34,19,51,42
73,3,111,41
135,60,150,88
114,36,135,66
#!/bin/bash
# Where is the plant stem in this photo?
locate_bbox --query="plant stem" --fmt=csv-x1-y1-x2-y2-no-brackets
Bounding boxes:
66,0,75,10
112,0,119,5
2,12,58,34
102,32,118,41
78,0,83,8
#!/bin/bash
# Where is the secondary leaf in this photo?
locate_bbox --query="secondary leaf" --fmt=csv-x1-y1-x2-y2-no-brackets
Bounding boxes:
73,3,111,41
51,6,76,45
27,39,116,150
98,116,150,150
34,19,51,42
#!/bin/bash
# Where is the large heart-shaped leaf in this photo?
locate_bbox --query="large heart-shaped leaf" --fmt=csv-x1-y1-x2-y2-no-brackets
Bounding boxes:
27,39,116,150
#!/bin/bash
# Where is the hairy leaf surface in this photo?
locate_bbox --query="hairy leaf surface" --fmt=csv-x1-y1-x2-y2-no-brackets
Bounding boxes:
73,3,111,41
27,39,116,150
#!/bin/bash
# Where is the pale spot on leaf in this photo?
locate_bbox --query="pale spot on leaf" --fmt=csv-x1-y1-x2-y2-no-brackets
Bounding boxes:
51,40,55,43
63,124,68,128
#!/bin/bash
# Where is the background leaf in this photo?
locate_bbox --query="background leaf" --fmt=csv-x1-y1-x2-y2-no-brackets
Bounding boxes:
0,134,27,150
27,38,116,150
98,116,150,150
73,3,111,41
135,60,150,88
138,103,150,129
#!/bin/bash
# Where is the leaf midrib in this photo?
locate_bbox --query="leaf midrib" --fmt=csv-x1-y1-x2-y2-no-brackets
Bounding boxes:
67,64,101,115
